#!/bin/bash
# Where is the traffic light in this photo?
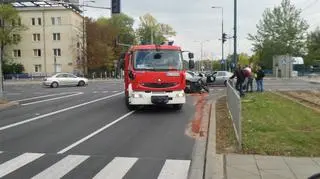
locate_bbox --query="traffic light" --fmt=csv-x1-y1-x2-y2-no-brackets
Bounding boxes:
222,33,227,43
111,0,120,14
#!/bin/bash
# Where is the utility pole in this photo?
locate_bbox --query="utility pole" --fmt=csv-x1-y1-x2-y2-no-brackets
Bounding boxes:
221,8,225,70
233,0,237,68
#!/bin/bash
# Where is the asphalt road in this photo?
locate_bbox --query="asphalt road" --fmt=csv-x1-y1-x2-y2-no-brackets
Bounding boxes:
0,81,222,179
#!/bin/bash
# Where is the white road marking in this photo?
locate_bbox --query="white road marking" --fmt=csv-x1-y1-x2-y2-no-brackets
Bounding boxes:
31,155,89,179
112,90,118,93
0,151,2,154
0,92,124,131
21,92,83,106
102,91,108,93
157,159,191,179
93,157,138,179
93,91,98,93
57,110,135,154
17,92,76,102
0,153,44,178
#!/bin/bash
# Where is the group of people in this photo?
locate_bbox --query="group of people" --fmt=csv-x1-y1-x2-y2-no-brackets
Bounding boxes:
229,64,265,97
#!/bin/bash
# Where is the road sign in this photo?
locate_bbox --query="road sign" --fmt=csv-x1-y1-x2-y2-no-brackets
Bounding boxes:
220,60,225,64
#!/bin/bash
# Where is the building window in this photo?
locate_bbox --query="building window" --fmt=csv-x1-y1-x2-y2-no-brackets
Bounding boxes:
13,49,21,57
32,18,35,25
51,17,61,25
12,34,21,42
38,18,41,25
53,48,61,56
57,17,61,24
53,33,61,41
33,49,41,57
34,64,42,72
33,33,40,41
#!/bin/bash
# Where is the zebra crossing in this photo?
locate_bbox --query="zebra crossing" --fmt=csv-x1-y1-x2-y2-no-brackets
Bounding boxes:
0,151,191,179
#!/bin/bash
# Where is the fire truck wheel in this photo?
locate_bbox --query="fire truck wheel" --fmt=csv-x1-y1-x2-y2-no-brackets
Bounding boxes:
173,104,183,110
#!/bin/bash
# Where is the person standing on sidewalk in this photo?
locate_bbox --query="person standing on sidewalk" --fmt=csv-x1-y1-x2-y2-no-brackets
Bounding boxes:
229,64,245,97
256,66,265,92
246,64,253,92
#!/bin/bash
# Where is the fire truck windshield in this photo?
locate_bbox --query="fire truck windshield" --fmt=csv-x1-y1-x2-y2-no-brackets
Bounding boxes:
133,50,183,71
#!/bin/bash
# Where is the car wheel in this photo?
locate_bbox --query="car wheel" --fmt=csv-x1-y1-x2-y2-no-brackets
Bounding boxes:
78,80,85,86
51,82,59,88
173,104,183,110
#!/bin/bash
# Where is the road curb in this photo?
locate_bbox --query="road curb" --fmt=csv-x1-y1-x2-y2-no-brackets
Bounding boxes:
188,94,226,179
188,99,210,179
204,99,225,179
0,101,20,111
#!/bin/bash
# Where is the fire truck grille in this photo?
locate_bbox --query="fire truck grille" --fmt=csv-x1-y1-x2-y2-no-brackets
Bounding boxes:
141,82,177,88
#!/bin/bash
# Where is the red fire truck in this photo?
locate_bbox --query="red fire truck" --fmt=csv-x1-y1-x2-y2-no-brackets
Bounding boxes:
119,42,195,110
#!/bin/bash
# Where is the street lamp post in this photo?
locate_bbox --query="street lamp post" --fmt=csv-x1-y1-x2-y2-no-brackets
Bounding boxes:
194,40,210,71
212,6,225,70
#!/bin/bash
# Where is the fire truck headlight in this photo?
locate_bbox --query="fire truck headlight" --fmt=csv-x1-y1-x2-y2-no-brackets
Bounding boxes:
176,93,185,97
133,94,142,98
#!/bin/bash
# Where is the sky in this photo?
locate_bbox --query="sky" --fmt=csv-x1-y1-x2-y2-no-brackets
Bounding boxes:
82,0,320,61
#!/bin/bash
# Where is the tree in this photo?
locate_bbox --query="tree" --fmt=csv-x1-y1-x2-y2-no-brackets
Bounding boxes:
238,53,250,66
305,27,320,66
248,0,309,68
137,13,176,44
0,4,27,99
212,60,221,71
85,14,136,74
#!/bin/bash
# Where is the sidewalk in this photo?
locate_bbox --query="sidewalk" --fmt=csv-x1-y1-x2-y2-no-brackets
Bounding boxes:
205,97,320,179
225,154,320,179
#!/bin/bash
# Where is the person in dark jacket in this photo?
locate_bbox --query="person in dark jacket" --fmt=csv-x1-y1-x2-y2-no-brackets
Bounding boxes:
229,64,245,97
255,66,265,92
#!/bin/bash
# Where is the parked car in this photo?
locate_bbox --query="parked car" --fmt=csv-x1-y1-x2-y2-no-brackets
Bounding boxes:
42,73,88,88
211,71,233,86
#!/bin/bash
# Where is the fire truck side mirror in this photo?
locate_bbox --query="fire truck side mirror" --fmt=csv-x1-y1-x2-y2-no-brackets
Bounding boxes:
188,52,194,59
189,60,195,69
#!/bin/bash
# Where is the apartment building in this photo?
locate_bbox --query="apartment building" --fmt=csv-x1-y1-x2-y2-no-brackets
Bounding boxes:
7,1,84,76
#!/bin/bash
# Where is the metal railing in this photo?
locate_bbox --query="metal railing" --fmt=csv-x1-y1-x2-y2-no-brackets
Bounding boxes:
226,80,242,149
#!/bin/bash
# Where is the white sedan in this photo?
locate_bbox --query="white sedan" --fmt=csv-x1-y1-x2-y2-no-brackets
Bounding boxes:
42,73,88,88
211,71,233,86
